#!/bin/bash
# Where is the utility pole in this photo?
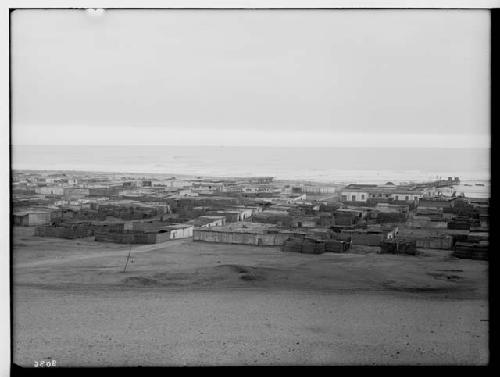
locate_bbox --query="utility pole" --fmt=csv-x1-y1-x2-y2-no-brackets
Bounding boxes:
122,243,132,273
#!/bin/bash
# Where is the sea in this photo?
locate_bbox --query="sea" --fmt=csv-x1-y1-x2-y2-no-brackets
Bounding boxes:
12,145,490,197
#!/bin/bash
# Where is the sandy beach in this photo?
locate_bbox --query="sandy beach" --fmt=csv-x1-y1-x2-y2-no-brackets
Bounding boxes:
12,227,489,366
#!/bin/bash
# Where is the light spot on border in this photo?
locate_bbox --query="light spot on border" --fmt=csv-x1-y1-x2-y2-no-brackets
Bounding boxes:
86,9,105,17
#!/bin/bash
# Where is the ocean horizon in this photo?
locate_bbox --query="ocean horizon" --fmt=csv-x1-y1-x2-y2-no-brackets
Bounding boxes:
12,145,490,185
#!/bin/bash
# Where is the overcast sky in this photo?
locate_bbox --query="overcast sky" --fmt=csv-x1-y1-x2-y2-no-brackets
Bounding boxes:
11,9,490,147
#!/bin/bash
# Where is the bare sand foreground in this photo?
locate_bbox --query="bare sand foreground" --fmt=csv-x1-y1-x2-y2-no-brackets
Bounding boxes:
13,227,488,366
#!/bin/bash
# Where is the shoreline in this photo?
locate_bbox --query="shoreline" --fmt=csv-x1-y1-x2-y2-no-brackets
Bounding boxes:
10,167,491,186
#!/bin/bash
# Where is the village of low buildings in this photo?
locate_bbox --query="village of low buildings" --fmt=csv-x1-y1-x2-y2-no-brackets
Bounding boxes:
12,171,489,260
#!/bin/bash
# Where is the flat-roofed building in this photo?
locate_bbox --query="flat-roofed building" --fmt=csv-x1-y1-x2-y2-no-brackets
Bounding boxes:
340,190,369,202
13,210,52,226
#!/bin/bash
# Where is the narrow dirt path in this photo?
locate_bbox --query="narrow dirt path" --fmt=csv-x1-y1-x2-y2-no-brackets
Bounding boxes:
15,239,190,269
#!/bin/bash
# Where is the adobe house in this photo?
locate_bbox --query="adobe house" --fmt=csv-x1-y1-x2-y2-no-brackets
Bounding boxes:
95,224,194,244
379,239,418,255
34,221,94,239
418,198,453,210
292,216,319,228
193,222,301,246
186,216,226,228
340,184,379,203
13,211,51,227
333,209,363,226
334,226,398,246
340,189,370,203
390,190,424,203
252,210,293,227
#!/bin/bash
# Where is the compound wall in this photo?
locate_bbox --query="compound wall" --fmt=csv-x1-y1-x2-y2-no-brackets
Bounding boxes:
193,229,290,246
34,225,94,239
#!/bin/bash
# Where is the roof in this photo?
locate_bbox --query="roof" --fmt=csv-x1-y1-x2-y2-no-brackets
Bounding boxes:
142,223,193,233
345,184,378,189
13,212,29,217
163,224,193,230
419,198,452,203
91,219,126,225
198,215,226,220
254,210,289,216
194,222,277,234
376,203,409,208
335,209,362,213
186,217,224,226
214,210,246,214
392,190,424,195
13,210,50,216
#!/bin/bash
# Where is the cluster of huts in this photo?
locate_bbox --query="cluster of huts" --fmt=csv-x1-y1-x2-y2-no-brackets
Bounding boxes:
12,172,489,260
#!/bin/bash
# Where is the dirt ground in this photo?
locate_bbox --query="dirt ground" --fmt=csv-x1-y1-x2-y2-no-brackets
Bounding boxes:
12,227,489,366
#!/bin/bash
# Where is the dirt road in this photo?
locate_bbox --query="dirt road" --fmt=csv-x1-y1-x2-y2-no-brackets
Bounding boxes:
15,239,187,268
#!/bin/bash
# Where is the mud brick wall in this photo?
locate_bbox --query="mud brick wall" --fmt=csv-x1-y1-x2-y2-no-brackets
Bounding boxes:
380,240,417,255
301,239,325,254
73,210,101,221
448,221,471,230
333,232,383,246
376,212,407,223
452,243,488,260
415,236,453,250
94,231,160,244
95,231,135,244
405,218,447,229
130,232,162,244
34,225,94,239
193,229,290,246
92,223,125,233
97,205,162,220
281,238,304,253
319,215,335,227
282,238,327,254
252,214,292,227
324,239,349,252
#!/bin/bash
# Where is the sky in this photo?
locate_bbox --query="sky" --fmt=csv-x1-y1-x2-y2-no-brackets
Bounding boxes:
11,9,490,147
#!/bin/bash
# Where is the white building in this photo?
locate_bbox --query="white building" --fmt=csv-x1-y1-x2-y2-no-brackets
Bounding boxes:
340,190,369,202
178,189,199,197
35,186,65,195
301,186,336,194
195,216,226,228
285,194,307,204
390,191,424,202
163,179,192,189
167,224,194,239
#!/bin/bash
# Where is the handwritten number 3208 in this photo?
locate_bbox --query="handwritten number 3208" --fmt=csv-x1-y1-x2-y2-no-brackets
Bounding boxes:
34,360,56,367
